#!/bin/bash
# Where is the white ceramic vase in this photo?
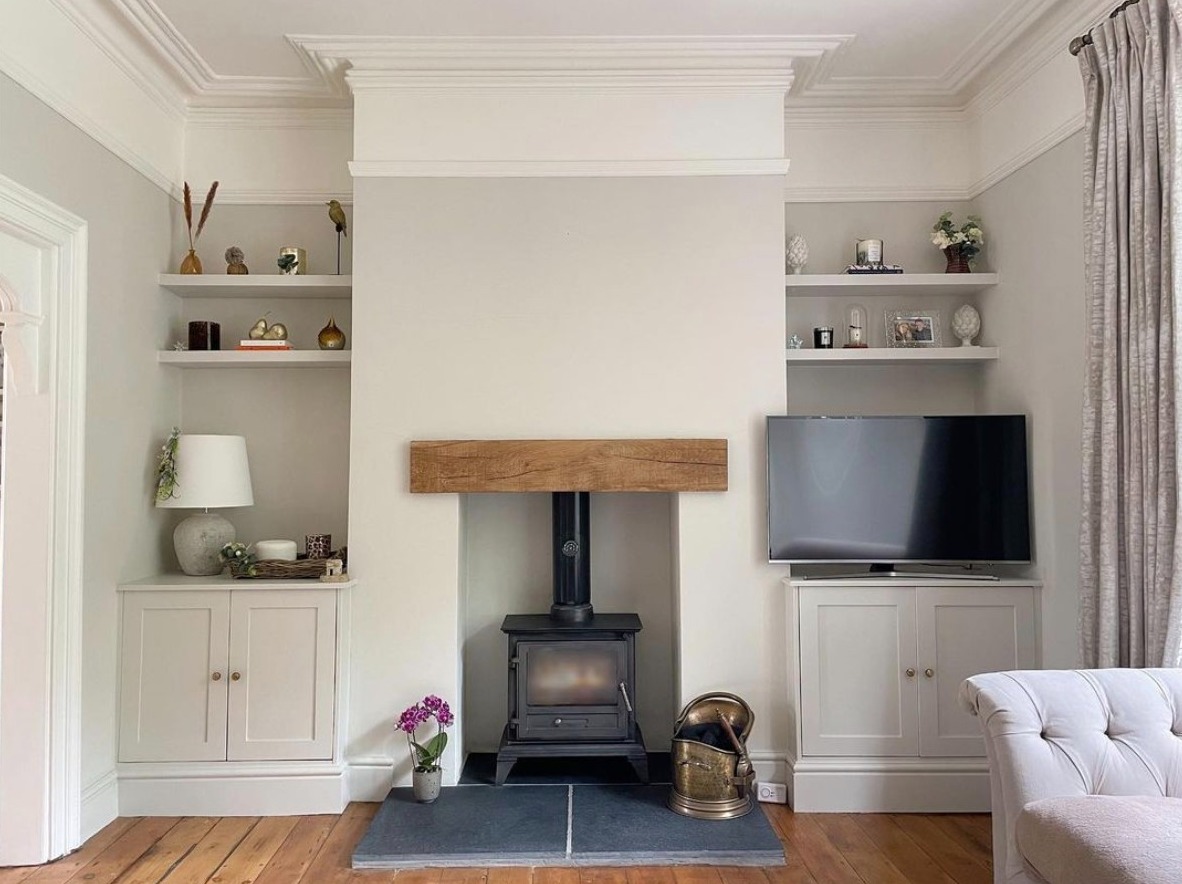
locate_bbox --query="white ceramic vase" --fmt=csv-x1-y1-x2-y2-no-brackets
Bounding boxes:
951,304,982,347
786,235,809,274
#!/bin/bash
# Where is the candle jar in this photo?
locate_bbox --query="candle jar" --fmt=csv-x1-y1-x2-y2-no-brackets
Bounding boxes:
813,327,834,349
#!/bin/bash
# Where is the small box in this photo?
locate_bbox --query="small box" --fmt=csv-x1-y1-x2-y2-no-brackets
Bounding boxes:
188,320,221,351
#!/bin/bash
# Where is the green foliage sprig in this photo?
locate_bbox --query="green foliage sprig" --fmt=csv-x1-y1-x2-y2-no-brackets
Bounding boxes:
154,427,180,502
219,542,258,577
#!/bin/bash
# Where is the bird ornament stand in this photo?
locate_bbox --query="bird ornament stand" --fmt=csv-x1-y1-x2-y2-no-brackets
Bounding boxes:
327,199,348,274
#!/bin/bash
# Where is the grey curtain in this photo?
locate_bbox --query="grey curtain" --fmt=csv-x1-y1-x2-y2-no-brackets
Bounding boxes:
1079,0,1182,667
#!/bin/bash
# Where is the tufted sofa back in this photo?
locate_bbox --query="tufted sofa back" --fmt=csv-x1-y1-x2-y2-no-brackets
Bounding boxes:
960,669,1182,883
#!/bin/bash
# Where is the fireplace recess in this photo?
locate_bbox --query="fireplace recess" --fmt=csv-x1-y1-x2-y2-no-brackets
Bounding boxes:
495,491,648,785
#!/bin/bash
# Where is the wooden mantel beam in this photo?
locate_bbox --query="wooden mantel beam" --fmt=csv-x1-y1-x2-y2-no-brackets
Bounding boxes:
409,439,727,493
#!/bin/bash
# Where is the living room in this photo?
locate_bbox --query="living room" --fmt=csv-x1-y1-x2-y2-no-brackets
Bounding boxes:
1,1,1177,882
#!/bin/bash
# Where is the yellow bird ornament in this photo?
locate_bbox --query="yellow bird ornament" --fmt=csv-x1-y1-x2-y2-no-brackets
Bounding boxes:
327,200,348,237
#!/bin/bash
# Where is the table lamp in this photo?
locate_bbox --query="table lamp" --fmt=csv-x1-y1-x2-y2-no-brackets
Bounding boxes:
156,434,254,576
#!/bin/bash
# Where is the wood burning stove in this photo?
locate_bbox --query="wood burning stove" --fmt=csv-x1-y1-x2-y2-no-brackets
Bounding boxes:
495,492,649,785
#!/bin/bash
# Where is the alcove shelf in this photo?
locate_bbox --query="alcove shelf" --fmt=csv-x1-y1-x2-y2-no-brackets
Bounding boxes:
158,274,352,299
785,347,999,366
785,273,999,298
158,350,351,368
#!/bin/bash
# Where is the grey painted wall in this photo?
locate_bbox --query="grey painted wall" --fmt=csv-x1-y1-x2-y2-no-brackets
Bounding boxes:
0,72,178,808
975,133,1087,667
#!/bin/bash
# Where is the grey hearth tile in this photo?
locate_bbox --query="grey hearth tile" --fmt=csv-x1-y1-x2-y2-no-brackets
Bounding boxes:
569,785,786,867
352,785,568,869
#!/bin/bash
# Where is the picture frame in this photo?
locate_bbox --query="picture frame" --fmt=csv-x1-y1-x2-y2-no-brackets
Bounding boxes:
885,309,942,347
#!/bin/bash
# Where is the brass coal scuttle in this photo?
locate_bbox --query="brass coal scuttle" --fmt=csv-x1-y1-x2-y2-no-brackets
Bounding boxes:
668,691,755,820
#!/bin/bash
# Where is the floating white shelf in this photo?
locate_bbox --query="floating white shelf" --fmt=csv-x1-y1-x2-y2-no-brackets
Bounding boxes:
159,274,352,299
785,347,999,366
118,573,356,592
784,273,999,298
158,350,351,368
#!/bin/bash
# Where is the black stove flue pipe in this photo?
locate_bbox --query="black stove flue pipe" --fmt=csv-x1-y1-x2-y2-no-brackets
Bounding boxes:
551,491,593,622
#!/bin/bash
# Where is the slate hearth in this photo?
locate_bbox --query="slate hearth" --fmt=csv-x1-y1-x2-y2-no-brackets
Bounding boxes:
352,785,785,869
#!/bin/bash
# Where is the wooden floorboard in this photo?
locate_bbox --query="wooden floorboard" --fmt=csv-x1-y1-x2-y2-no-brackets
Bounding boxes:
1,805,993,884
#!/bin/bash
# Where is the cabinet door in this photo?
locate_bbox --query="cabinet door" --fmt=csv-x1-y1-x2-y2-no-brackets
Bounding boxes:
226,590,337,761
917,586,1037,757
119,592,230,762
799,587,919,756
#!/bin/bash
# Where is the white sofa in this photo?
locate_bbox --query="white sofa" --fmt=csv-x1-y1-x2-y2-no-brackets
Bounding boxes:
959,669,1182,884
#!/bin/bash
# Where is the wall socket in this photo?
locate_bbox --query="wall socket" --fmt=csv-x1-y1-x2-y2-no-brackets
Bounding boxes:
756,781,788,804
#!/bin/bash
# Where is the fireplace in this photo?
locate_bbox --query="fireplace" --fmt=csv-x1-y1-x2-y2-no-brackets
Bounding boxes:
495,491,649,785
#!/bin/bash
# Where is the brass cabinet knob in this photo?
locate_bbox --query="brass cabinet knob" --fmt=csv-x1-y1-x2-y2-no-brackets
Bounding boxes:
905,668,916,678
924,668,935,678
231,672,242,682
211,672,222,681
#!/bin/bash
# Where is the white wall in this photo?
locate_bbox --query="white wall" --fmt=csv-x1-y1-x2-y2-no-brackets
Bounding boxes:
975,134,1086,667
0,72,178,835
348,175,788,785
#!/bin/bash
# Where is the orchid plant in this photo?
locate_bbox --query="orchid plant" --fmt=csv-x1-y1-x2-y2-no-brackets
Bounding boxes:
931,212,985,261
397,695,454,773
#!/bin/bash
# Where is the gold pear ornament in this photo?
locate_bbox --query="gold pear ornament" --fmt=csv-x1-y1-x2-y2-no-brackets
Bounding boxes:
248,318,269,340
318,317,346,350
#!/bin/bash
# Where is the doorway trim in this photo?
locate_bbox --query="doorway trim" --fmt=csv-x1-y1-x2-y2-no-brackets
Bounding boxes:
0,172,87,863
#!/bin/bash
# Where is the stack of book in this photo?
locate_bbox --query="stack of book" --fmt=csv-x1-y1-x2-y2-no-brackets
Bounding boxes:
236,339,293,352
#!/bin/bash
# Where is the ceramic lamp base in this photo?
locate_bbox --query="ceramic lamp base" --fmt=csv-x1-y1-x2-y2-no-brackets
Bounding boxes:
174,512,236,576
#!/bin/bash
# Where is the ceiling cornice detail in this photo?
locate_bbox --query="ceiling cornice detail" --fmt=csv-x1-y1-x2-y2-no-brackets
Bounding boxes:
292,35,854,93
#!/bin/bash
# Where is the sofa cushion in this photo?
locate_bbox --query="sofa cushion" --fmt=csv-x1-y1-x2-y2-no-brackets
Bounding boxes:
1017,795,1182,884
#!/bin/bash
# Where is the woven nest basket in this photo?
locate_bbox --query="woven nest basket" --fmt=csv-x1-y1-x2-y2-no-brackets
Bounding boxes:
227,548,346,579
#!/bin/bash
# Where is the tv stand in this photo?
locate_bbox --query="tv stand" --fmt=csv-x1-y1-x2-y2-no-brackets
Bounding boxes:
805,564,1001,582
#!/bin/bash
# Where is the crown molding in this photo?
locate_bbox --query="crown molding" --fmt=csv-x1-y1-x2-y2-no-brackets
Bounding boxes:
350,158,791,179
784,105,967,129
297,35,853,92
0,41,180,200
213,188,354,206
967,111,1085,198
965,0,1110,120
185,106,353,130
45,0,185,122
783,184,971,204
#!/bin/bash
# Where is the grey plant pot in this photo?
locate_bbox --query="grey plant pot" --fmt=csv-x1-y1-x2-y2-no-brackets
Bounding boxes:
412,768,442,803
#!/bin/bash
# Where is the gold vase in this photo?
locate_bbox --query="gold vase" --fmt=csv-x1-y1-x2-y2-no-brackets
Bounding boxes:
179,249,203,275
317,317,347,350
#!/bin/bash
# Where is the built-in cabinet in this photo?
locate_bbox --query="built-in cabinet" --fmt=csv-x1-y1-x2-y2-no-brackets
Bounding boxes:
116,575,354,815
119,588,336,762
787,577,1039,812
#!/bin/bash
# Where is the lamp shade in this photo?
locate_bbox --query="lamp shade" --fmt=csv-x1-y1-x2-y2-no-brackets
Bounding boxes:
156,434,254,509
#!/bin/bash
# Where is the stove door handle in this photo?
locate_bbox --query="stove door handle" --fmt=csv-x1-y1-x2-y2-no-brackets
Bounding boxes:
619,681,633,713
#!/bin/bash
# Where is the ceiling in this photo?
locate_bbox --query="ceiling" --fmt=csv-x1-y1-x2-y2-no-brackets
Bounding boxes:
115,0,1100,108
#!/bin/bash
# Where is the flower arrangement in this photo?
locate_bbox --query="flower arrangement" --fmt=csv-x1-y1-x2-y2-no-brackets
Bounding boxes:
154,427,180,502
398,695,454,773
931,212,985,261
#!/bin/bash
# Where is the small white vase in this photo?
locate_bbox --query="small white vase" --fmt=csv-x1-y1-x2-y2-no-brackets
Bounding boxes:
951,304,982,347
412,768,442,803
786,234,809,274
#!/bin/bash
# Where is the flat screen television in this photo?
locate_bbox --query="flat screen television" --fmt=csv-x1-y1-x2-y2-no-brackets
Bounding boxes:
767,415,1031,566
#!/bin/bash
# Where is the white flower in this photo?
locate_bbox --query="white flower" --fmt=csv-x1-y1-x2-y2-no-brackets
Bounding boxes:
932,231,952,248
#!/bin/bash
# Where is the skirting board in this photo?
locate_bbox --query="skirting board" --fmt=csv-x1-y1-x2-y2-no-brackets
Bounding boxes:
117,764,349,816
81,771,119,843
789,758,991,813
